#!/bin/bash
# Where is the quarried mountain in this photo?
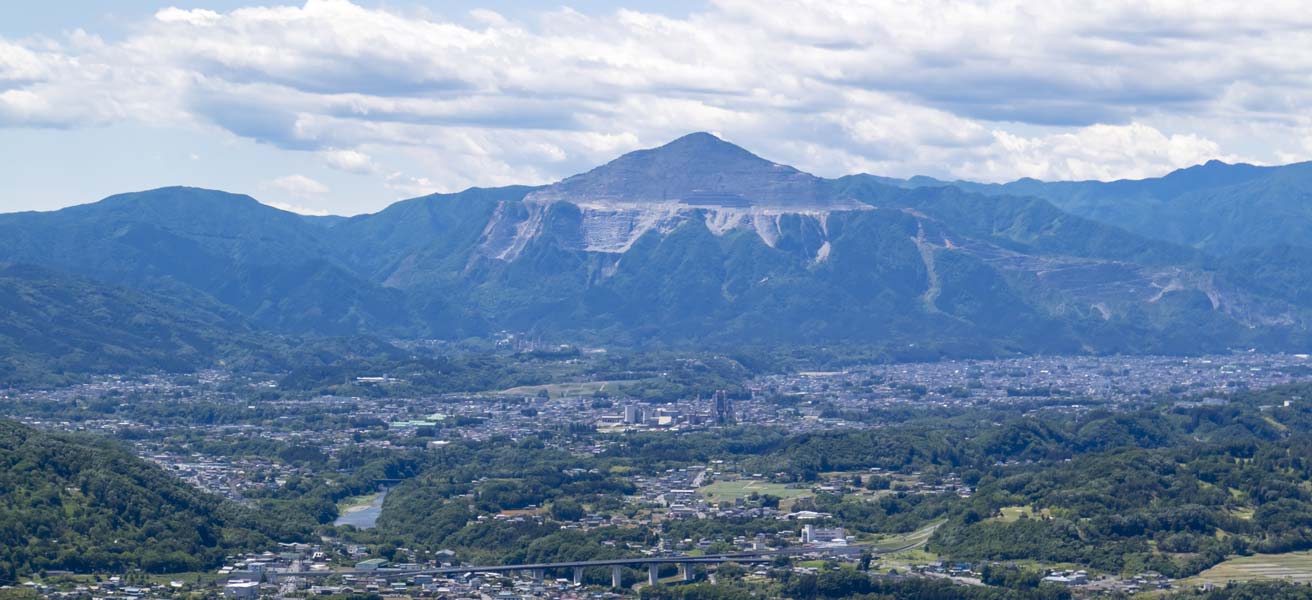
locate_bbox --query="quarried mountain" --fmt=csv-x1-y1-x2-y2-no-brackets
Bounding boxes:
527,131,856,209
2,133,1310,366
476,133,865,259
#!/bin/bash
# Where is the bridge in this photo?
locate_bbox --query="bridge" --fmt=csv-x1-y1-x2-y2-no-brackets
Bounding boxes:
268,548,840,587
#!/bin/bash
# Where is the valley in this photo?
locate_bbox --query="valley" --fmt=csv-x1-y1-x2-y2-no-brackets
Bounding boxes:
4,350,1312,598
7,2,1312,599
5,138,1312,600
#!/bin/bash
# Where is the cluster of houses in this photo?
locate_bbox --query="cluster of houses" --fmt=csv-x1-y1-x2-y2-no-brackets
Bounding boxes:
914,562,1177,595
4,576,191,600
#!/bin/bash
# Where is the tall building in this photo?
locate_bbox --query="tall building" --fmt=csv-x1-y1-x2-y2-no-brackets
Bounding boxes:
623,404,643,424
802,524,847,546
712,390,734,424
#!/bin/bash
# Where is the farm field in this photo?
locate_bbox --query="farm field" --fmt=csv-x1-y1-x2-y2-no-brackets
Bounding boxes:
699,480,813,502
1186,551,1312,586
993,506,1053,522
498,380,640,398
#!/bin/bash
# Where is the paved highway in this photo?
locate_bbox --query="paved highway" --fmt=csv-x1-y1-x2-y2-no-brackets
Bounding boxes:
270,547,864,579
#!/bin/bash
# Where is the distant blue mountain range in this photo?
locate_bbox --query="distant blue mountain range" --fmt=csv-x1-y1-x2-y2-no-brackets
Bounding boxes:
3,133,1312,380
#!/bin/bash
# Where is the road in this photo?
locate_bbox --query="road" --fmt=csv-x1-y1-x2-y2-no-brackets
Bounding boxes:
269,546,868,579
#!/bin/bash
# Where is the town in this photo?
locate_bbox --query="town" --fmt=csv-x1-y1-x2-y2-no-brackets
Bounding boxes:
2,351,1310,598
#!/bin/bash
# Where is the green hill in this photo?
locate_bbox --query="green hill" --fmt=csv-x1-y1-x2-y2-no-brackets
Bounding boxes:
0,263,273,387
891,160,1312,256
0,420,304,581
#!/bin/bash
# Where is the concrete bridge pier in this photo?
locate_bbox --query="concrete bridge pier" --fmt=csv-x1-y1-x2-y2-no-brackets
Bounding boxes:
678,563,693,582
531,568,544,581
612,566,623,588
648,563,660,586
573,567,583,585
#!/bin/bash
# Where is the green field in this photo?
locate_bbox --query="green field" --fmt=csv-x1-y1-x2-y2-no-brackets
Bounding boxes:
994,506,1051,522
876,548,940,573
700,480,813,502
1186,551,1312,586
499,380,639,398
868,520,944,553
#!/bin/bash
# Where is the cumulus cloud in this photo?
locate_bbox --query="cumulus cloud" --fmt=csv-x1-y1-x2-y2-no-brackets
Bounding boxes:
384,172,437,198
154,7,222,26
0,40,52,85
263,200,333,216
3,0,1312,209
268,174,329,196
963,123,1239,182
320,148,379,174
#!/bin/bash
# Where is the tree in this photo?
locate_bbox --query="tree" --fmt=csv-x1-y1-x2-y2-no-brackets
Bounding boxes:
717,562,746,579
550,498,585,522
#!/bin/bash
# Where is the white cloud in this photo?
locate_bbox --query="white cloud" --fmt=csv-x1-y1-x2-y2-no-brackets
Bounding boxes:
263,200,332,215
964,123,1238,182
154,7,222,26
384,172,437,199
0,40,51,83
467,9,508,27
4,0,1312,212
320,148,378,174
268,174,329,196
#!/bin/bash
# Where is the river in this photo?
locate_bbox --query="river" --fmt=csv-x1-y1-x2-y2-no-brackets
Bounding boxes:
333,490,388,529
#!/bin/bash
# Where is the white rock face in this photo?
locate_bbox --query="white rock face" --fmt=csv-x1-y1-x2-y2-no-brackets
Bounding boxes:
475,132,872,261
476,198,867,261
574,202,688,253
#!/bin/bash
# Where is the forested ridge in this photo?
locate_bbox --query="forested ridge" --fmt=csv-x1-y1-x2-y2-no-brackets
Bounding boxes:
0,420,306,582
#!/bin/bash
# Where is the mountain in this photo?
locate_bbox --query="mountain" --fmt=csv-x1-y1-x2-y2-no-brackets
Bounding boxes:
0,419,303,581
0,187,410,335
887,160,1312,256
527,131,860,209
0,263,272,386
2,133,1311,364
0,263,411,387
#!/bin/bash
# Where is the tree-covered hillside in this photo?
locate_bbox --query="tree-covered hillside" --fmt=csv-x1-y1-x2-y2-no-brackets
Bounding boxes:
0,263,269,387
891,160,1312,256
0,420,305,582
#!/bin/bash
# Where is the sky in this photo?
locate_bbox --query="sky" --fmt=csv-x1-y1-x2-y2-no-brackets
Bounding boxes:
2,1,1311,216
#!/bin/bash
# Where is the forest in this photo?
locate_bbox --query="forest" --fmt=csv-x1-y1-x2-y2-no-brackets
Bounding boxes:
0,420,304,582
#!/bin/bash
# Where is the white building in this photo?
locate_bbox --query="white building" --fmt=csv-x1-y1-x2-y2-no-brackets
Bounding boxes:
223,580,259,599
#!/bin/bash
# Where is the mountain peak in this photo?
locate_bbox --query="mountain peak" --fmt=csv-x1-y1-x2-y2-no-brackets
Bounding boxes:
91,186,265,213
655,131,762,161
526,133,858,209
599,131,789,178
